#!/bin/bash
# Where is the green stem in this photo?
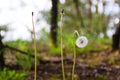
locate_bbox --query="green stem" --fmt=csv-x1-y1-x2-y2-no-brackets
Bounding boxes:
72,31,77,80
72,44,76,80
60,9,65,80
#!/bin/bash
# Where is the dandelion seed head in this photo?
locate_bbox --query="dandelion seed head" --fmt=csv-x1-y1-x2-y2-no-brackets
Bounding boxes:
76,36,88,48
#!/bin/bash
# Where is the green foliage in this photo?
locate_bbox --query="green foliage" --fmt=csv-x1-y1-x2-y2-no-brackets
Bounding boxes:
5,40,35,71
58,30,110,55
39,28,50,42
5,39,29,51
39,0,113,56
15,53,34,71
43,0,111,38
57,31,75,53
49,44,61,55
95,74,108,80
49,77,61,80
0,68,27,80
41,28,111,56
108,56,116,64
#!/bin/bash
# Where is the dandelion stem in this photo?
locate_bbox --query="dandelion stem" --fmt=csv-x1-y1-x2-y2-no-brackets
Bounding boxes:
74,30,80,37
32,12,37,80
72,32,77,80
60,9,65,80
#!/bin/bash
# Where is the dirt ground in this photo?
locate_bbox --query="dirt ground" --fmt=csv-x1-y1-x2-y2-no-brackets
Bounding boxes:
5,49,120,80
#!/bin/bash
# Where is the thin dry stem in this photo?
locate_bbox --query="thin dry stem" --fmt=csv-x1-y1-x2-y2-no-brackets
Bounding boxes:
32,12,37,80
60,9,66,80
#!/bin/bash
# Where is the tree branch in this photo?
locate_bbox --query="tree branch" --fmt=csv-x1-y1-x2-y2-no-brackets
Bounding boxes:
4,45,34,58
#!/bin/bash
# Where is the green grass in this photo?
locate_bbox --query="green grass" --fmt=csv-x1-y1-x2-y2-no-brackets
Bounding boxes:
15,53,34,71
95,74,109,80
4,32,111,56
0,68,27,80
5,39,30,52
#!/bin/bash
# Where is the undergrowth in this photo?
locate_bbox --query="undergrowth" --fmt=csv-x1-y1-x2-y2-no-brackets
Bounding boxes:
0,68,27,80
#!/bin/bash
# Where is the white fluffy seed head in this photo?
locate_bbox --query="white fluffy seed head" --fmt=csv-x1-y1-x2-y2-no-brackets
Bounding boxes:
75,36,88,48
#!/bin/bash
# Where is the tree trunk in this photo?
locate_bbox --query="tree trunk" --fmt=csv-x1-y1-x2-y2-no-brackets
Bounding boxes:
88,0,92,19
87,0,92,28
73,0,84,27
0,34,5,70
112,22,120,50
50,0,58,47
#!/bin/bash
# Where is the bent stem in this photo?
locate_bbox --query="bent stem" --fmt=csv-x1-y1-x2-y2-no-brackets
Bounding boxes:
60,9,65,80
74,30,80,37
32,12,37,80
72,44,76,80
72,30,79,80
